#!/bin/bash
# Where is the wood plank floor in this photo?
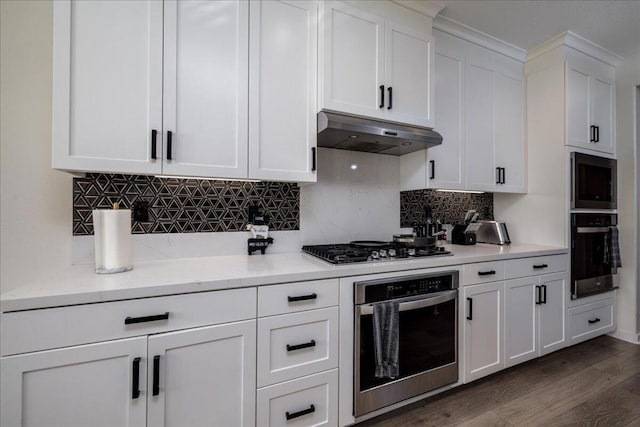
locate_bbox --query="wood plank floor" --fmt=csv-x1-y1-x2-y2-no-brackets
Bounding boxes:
360,336,640,427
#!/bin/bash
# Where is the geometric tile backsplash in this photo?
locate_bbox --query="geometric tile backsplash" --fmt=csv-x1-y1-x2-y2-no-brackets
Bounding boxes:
73,173,299,235
400,189,494,227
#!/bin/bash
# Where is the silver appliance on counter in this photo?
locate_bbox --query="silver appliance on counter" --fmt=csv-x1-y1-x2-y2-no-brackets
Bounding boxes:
476,221,511,245
353,271,459,417
317,111,443,155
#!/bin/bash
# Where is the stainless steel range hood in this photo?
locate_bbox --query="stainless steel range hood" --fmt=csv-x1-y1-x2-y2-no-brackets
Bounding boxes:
317,111,442,156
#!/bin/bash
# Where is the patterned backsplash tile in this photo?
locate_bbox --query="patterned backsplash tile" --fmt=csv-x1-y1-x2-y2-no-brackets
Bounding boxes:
401,189,493,227
73,174,299,235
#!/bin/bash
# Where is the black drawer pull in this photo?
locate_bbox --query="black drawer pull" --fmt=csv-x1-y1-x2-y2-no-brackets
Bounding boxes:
466,297,473,320
125,312,170,325
588,318,601,324
429,160,435,180
379,85,384,108
478,270,496,276
132,357,141,399
387,86,393,110
286,340,316,352
151,129,158,160
311,147,317,172
286,404,315,421
166,130,173,160
152,355,160,396
288,293,317,303
533,264,548,269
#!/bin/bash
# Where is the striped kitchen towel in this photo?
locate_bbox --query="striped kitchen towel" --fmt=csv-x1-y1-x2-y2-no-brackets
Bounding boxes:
610,226,622,273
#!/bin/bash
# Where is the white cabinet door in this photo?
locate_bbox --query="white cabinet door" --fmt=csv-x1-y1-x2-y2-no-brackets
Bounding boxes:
0,337,147,427
147,320,256,427
567,64,591,149
320,1,385,118
429,33,465,190
385,23,433,127
162,0,249,178
52,0,163,174
248,0,317,182
504,277,538,368
538,273,567,356
590,76,615,154
463,282,504,383
494,71,526,193
465,61,496,192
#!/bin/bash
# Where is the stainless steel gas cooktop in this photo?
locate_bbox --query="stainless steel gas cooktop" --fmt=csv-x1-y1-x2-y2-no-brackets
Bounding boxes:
301,241,452,264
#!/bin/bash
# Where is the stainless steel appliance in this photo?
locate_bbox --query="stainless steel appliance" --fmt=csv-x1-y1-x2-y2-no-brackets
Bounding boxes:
302,241,451,264
571,152,617,209
354,271,459,416
476,221,511,245
317,111,443,155
571,213,618,299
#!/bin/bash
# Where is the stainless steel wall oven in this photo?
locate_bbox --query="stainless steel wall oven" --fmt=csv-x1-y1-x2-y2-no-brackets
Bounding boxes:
354,271,459,417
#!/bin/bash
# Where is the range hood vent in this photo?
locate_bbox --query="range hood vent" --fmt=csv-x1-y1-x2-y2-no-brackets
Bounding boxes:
317,111,442,156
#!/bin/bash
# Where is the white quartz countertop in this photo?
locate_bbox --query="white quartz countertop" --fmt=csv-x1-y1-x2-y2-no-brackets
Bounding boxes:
1,243,567,312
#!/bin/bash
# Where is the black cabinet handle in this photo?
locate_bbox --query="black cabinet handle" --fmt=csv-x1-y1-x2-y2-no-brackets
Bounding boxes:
124,312,170,325
541,284,547,304
533,264,548,269
152,355,160,396
590,125,595,142
166,130,173,160
535,285,541,305
496,167,501,184
387,87,393,110
429,160,435,180
311,147,316,172
288,293,317,302
151,129,158,160
466,297,473,320
478,270,496,276
132,357,141,399
379,85,385,108
286,404,315,421
501,168,506,184
595,125,599,143
588,318,601,324
286,340,316,352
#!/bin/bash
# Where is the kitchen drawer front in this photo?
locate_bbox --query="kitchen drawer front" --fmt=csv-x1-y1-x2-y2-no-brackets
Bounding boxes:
258,279,339,317
568,299,615,343
0,287,256,356
257,307,338,387
463,261,505,285
504,255,568,279
256,369,338,427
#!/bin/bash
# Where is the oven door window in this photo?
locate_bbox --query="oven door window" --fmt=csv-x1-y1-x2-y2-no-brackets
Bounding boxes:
576,163,614,205
358,298,456,392
573,230,612,281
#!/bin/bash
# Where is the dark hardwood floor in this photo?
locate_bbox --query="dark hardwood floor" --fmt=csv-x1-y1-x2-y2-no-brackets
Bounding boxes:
361,336,640,427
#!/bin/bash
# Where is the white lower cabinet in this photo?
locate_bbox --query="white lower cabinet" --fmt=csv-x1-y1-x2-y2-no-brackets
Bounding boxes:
462,281,504,383
257,369,338,427
568,298,615,344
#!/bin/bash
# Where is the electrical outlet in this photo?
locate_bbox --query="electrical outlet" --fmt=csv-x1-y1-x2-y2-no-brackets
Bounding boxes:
133,200,150,222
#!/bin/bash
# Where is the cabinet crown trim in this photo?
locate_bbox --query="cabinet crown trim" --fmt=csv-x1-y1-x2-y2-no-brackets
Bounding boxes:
392,0,444,18
433,15,526,62
527,30,623,66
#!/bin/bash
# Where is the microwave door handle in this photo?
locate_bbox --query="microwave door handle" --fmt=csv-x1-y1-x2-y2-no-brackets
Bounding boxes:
576,227,610,233
359,291,457,315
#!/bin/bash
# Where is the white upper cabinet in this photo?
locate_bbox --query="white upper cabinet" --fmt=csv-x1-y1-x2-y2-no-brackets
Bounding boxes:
162,0,249,179
52,0,163,174
248,0,318,182
320,1,434,128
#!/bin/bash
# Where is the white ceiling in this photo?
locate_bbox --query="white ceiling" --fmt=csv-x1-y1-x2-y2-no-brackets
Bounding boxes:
438,0,640,59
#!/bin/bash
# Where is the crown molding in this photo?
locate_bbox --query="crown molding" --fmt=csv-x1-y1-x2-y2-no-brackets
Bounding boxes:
527,31,623,66
433,15,527,62
391,0,445,19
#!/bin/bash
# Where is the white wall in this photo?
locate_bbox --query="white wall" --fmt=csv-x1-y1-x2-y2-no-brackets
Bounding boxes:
613,50,640,342
1,1,73,294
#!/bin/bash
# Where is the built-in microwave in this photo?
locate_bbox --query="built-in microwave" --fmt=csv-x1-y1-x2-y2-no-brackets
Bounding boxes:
571,152,617,210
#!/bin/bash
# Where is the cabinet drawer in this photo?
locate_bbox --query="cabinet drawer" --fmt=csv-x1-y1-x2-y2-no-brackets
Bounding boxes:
505,255,568,279
463,261,505,285
258,279,339,317
257,369,338,427
257,307,338,387
568,299,615,341
0,287,256,356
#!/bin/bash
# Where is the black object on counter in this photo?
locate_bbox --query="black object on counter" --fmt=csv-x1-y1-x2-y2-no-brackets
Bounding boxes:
451,224,476,245
248,237,274,255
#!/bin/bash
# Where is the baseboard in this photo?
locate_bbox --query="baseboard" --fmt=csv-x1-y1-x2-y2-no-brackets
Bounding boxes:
608,329,640,344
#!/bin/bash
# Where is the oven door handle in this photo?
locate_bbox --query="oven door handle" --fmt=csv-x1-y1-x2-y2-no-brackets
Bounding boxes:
359,290,457,315
576,227,610,233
